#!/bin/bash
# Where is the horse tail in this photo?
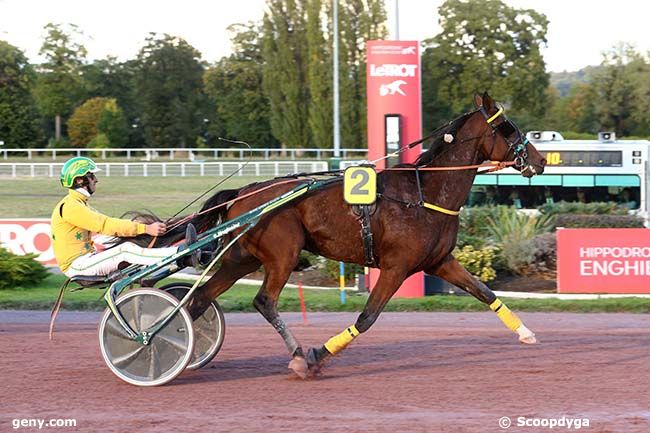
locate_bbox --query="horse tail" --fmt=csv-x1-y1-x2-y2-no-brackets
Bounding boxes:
111,188,242,248
107,210,186,248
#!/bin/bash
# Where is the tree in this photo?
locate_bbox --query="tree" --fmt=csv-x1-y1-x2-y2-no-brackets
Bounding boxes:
33,23,87,141
0,40,42,147
306,0,332,148
336,0,387,148
67,97,128,147
591,44,649,136
422,0,549,131
204,23,278,148
80,57,142,146
260,0,386,150
261,0,310,149
135,34,206,148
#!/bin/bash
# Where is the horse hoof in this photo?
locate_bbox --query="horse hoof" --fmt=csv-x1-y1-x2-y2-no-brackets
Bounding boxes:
516,325,537,344
306,347,325,376
288,356,309,379
519,335,537,344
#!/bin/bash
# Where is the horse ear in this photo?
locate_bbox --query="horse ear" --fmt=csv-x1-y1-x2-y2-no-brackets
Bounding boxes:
482,91,494,111
473,93,483,108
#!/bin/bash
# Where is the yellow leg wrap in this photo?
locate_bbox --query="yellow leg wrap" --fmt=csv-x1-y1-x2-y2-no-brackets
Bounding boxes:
324,325,360,355
489,299,522,332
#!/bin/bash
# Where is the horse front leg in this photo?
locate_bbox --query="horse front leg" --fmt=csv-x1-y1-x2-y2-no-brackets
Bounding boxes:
428,255,537,344
306,268,407,376
252,266,311,379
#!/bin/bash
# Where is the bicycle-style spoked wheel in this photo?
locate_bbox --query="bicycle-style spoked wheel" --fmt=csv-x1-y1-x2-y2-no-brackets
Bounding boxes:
98,288,195,386
160,282,226,370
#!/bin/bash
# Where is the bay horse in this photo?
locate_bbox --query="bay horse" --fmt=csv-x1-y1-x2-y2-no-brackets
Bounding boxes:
134,93,547,378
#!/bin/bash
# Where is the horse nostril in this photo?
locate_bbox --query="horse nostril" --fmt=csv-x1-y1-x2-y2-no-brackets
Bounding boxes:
540,159,547,167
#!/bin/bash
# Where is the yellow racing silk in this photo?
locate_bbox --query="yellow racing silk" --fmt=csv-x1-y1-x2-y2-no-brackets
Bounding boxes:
50,190,146,272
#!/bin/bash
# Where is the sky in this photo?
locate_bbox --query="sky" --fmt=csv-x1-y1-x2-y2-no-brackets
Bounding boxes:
0,0,648,72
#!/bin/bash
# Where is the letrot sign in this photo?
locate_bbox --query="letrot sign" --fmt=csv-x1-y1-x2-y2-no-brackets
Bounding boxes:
0,219,56,265
557,228,650,293
366,40,423,297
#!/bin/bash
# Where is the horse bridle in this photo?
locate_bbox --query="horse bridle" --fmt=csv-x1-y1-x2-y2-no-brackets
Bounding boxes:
478,105,530,170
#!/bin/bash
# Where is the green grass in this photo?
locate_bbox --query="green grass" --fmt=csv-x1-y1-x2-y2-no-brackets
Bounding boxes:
3,274,650,313
0,176,268,218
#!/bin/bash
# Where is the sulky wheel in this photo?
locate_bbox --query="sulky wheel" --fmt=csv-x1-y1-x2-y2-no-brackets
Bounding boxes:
98,288,195,386
160,282,226,370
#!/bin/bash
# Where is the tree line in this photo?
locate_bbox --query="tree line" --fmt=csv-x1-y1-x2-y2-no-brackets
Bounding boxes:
1,0,649,151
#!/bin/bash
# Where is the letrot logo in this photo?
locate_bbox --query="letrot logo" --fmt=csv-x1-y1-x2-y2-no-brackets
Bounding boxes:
379,80,407,96
369,64,417,77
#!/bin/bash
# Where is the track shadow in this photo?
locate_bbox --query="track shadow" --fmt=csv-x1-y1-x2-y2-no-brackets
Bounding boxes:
172,332,649,384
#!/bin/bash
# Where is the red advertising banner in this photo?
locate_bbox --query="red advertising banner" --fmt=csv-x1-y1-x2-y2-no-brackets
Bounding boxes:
366,40,422,297
557,228,650,293
366,40,422,169
0,219,56,266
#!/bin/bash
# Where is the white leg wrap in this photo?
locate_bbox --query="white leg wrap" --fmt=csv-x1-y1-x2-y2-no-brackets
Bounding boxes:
516,324,537,344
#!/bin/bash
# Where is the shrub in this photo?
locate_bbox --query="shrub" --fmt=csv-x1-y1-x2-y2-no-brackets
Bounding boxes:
47,137,71,149
88,133,111,149
485,206,553,275
0,248,49,289
321,259,363,283
555,214,645,228
453,245,497,282
458,205,504,248
525,232,557,275
538,201,630,216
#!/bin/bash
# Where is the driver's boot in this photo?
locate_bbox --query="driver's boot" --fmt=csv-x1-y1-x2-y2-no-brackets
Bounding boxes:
176,224,201,269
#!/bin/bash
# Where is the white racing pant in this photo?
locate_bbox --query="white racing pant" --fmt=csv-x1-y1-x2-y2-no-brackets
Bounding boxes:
65,242,178,277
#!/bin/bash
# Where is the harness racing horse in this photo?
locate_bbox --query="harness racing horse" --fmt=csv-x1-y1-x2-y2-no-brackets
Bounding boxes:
135,93,547,379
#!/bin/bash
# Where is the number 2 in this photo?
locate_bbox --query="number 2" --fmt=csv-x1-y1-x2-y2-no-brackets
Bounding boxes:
350,170,370,195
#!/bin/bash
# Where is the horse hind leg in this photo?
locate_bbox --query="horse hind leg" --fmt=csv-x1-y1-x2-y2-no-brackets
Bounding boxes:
306,268,407,376
187,243,261,320
429,256,537,344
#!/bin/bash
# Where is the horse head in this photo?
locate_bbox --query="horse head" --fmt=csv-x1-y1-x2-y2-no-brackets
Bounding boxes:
473,92,546,177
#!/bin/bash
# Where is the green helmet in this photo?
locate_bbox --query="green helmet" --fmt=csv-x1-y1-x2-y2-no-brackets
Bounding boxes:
60,157,101,188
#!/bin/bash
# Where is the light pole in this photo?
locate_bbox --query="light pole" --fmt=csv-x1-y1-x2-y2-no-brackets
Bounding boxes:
392,0,400,39
332,0,341,164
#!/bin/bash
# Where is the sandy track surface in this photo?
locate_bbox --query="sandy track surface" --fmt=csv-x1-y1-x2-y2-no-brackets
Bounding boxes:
1,311,649,432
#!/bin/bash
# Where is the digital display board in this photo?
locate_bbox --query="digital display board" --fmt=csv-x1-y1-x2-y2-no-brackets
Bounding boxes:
544,151,623,167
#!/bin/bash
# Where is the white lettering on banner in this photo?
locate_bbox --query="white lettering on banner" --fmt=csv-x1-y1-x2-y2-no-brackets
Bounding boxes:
370,64,417,77
0,222,54,263
579,246,650,258
580,260,650,276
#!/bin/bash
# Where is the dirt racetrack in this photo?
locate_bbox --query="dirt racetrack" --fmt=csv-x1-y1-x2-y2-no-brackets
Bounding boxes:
1,310,649,432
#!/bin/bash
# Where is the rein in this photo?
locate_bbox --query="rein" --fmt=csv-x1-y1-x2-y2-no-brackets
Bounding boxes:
155,105,524,241
164,178,312,233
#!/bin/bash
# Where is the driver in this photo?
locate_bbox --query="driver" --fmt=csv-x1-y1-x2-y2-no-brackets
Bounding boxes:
51,157,198,278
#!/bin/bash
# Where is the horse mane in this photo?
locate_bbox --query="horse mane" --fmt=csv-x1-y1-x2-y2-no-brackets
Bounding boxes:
397,111,473,168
